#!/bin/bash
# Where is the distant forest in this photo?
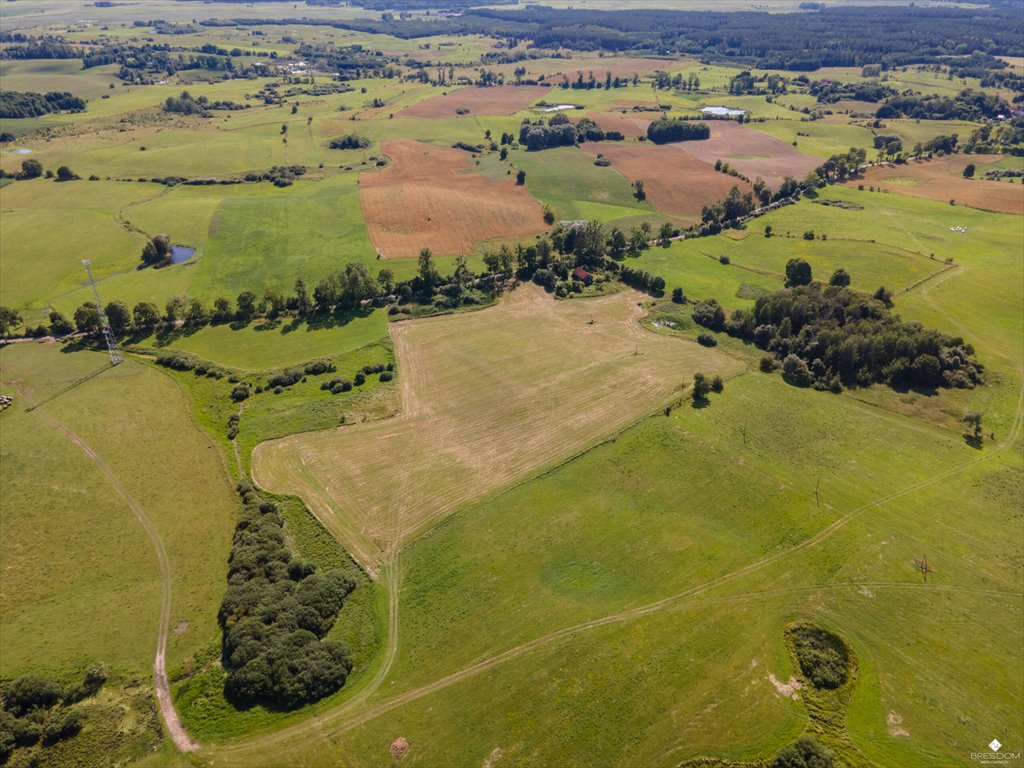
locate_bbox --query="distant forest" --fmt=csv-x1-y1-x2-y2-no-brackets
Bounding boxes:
187,6,1024,71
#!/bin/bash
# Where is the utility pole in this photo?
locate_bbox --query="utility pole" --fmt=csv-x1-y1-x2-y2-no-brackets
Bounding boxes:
82,259,123,366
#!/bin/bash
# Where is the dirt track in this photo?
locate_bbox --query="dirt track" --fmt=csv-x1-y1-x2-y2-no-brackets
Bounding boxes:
34,412,198,754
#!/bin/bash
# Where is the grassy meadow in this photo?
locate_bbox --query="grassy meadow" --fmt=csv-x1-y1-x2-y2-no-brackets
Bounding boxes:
0,10,1020,768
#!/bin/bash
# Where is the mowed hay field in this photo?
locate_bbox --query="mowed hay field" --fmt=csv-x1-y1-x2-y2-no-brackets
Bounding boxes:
253,285,738,572
675,120,821,188
579,142,751,223
397,85,550,118
852,154,1024,215
359,140,547,258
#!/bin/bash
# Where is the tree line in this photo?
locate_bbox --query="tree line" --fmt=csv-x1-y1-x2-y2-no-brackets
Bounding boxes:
0,90,85,119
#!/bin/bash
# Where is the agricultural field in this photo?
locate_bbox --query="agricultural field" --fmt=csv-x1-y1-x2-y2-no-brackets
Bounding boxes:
673,120,821,188
0,2,1021,768
359,140,547,258
578,142,752,223
852,154,1024,215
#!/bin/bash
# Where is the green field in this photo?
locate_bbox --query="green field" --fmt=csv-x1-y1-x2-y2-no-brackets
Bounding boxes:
0,344,236,675
0,8,1021,768
512,145,666,229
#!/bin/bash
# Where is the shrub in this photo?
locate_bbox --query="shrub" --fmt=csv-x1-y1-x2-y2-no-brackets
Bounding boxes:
3,677,62,716
231,383,251,402
785,258,812,287
42,708,83,744
380,371,393,382
353,372,366,386
267,368,303,389
692,299,725,331
829,268,851,287
718,254,730,264
155,351,199,371
782,354,812,387
671,287,685,304
759,356,777,373
711,375,724,393
771,736,835,768
691,372,711,401
696,333,718,347
303,360,336,376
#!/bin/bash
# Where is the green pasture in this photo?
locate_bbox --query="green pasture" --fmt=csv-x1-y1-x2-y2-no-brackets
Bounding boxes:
0,343,236,676
877,118,983,148
277,360,1022,766
511,145,664,228
0,178,150,313
747,118,876,158
146,313,389,372
0,59,120,100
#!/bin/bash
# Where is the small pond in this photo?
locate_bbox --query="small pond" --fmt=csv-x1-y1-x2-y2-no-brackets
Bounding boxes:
169,246,196,264
4,148,33,155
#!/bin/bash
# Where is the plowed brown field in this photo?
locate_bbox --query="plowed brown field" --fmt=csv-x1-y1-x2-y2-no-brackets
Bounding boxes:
579,142,751,223
849,154,1023,215
398,85,550,118
674,120,820,189
360,140,547,258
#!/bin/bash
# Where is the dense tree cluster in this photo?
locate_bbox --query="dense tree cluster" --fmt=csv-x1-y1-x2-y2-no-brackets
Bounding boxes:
219,486,355,708
518,113,579,151
810,78,892,104
876,88,1010,120
790,624,850,690
0,90,85,119
646,118,710,144
709,283,982,391
771,736,836,768
328,134,371,150
0,667,105,764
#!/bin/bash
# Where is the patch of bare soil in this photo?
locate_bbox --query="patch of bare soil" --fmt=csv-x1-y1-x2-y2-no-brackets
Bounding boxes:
360,140,547,258
390,736,409,759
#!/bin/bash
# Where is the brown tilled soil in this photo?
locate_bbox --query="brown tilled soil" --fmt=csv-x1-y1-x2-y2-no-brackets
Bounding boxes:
579,142,752,223
538,57,679,85
849,154,1023,215
359,140,547,258
588,112,653,138
397,85,550,118
673,120,820,189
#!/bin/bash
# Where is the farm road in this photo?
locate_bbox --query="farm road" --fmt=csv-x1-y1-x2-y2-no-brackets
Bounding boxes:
33,410,198,753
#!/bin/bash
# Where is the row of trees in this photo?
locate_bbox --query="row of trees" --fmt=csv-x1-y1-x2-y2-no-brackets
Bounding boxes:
219,485,355,708
0,90,85,119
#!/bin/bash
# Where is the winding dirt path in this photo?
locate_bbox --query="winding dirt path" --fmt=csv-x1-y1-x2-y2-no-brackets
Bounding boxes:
35,412,198,753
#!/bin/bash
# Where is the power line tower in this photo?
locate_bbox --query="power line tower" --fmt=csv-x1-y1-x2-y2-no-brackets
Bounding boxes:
82,259,123,366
